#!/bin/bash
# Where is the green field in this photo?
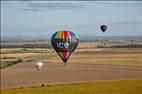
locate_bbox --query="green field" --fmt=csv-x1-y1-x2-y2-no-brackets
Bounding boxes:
1,49,49,54
1,80,142,94
0,58,22,69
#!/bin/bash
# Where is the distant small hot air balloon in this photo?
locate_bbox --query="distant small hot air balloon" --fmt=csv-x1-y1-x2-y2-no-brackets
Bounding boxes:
51,30,79,64
100,24,107,33
35,61,43,71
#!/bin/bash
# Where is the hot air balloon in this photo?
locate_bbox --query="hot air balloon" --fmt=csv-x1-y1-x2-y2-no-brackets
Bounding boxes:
51,30,79,64
35,61,43,71
100,24,107,33
100,25,107,47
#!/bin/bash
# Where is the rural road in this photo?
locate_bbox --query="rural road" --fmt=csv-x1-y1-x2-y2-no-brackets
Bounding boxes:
1,62,142,89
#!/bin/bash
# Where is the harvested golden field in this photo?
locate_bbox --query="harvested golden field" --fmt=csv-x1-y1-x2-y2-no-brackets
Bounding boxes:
1,46,142,89
1,80,142,94
29,48,142,66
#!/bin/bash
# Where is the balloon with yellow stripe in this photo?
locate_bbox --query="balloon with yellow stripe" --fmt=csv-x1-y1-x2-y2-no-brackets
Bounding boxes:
51,30,79,64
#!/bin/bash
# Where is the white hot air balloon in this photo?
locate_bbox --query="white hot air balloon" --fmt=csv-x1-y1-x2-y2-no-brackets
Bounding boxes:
35,61,43,71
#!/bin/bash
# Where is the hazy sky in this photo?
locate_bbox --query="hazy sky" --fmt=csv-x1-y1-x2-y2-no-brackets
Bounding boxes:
1,1,142,37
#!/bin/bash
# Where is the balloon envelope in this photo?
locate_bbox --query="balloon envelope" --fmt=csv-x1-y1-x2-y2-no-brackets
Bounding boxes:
51,30,79,64
35,61,43,71
100,25,107,33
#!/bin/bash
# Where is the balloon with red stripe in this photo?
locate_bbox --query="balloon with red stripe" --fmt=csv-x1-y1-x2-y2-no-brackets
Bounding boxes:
51,30,79,64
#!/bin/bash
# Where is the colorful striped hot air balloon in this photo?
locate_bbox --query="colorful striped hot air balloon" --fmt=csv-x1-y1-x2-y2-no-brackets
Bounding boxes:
51,30,79,64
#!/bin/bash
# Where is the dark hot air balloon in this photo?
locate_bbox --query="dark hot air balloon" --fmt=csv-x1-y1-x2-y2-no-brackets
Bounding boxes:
51,31,79,64
100,24,107,33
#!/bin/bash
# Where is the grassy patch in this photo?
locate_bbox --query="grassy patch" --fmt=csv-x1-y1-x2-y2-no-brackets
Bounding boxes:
1,48,50,54
1,80,142,94
0,58,22,69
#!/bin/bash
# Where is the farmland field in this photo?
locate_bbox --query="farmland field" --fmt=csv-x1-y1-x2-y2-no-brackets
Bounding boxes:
0,41,142,94
1,80,142,94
